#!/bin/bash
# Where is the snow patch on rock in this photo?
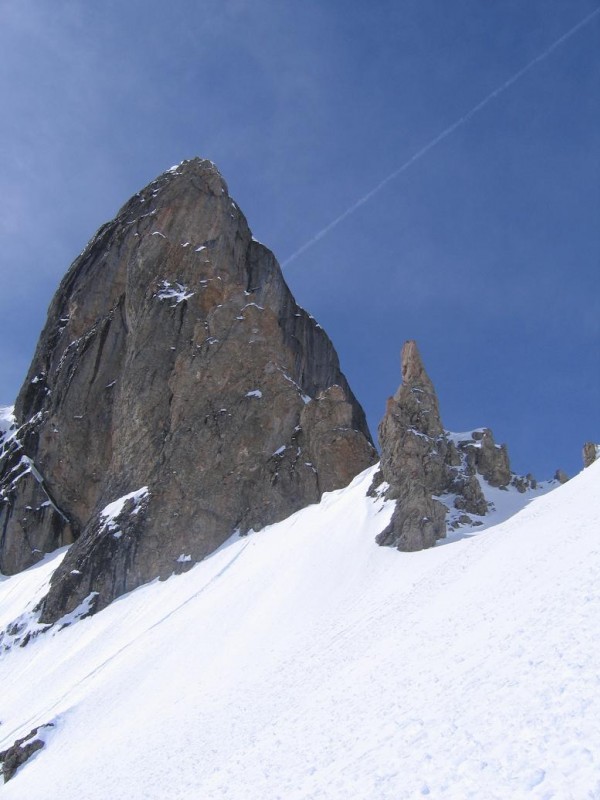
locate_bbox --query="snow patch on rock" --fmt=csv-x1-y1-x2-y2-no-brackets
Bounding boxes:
155,281,194,304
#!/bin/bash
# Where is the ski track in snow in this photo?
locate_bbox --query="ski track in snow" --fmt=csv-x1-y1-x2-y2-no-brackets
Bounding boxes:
0,463,599,798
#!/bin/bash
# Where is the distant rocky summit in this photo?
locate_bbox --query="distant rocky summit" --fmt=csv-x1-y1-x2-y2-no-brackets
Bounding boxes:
582,442,600,469
374,340,540,551
0,158,376,621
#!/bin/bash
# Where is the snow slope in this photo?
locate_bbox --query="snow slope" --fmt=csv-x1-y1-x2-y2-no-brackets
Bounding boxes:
0,461,599,799
0,407,15,446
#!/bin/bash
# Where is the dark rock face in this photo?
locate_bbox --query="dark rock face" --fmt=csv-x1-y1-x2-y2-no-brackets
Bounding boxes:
0,410,75,574
375,340,530,551
0,158,376,621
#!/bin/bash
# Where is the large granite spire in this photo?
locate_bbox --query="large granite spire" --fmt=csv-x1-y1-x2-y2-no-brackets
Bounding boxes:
0,158,376,621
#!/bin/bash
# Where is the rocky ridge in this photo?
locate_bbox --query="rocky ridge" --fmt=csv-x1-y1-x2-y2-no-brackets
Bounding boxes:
0,158,376,622
374,340,542,551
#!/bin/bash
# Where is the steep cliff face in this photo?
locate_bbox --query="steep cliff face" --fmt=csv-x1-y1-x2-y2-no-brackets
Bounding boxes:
0,159,376,621
375,341,537,551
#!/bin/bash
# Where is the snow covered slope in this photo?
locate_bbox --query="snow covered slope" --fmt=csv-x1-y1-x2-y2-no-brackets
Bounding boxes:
1,461,599,799
0,407,15,447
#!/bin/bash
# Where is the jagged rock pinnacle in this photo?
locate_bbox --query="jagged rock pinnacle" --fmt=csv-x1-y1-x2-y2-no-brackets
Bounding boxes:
375,341,448,550
374,340,532,552
399,340,433,391
394,339,443,439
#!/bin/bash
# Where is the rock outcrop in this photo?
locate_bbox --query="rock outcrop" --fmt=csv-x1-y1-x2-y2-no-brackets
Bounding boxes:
0,158,376,621
374,340,536,551
0,725,54,783
583,442,600,469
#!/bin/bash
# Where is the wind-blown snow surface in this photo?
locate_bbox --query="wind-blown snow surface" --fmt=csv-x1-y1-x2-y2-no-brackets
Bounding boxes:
1,462,599,799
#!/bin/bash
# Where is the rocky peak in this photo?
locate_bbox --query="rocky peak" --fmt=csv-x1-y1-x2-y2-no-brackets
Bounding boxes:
400,339,436,398
393,338,444,439
583,442,600,469
0,158,376,622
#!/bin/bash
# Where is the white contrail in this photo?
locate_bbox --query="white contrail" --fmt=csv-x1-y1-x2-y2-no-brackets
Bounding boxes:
282,7,600,267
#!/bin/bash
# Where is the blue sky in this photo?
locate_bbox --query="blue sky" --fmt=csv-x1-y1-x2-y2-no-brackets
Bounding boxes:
1,0,598,478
